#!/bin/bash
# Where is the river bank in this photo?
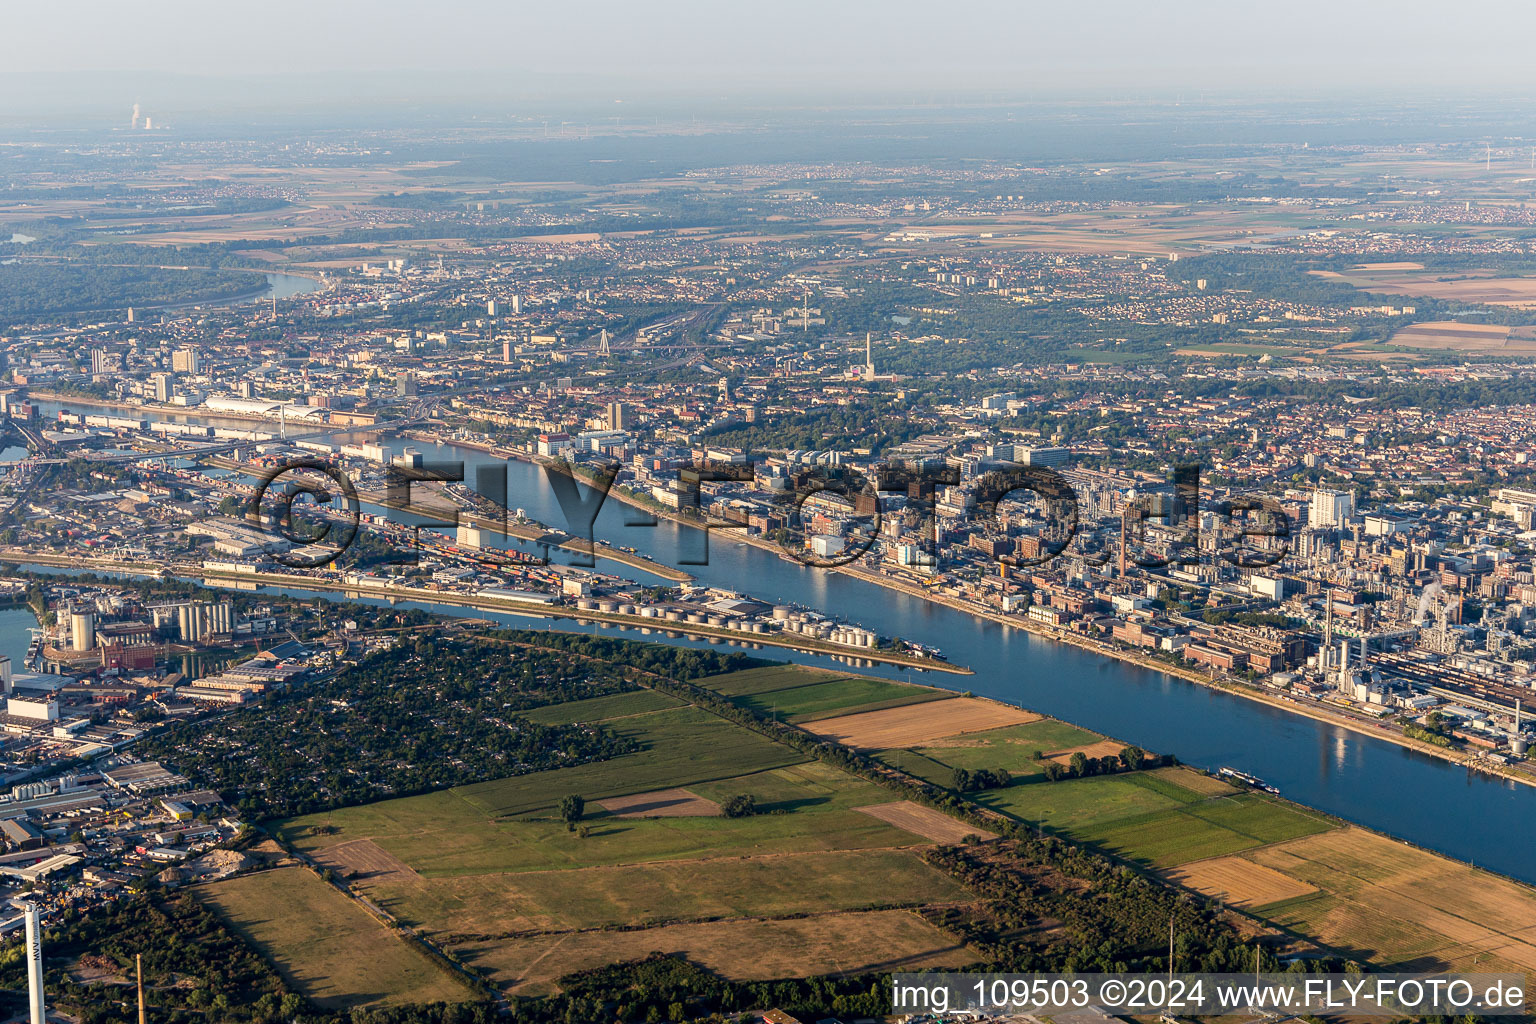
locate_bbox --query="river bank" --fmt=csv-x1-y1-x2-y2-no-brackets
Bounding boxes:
200,456,692,584
0,552,964,675
25,390,377,433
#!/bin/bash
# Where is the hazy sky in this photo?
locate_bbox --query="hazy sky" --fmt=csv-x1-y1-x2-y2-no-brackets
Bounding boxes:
7,0,1534,112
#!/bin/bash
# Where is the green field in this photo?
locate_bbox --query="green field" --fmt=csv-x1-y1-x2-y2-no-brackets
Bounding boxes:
692,664,955,723
911,719,1104,776
282,760,926,878
731,676,951,722
879,722,1334,872
971,773,1190,830
196,866,478,1009
459,704,807,817
1074,794,1333,867
518,688,682,725
873,748,958,787
694,664,849,696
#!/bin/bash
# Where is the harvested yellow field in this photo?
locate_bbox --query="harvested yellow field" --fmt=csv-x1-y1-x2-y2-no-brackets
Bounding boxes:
1244,828,1536,972
1314,267,1536,307
803,698,1039,749
1167,855,1316,908
197,867,477,1009
854,801,995,843
457,908,976,994
311,839,419,886
1389,321,1536,353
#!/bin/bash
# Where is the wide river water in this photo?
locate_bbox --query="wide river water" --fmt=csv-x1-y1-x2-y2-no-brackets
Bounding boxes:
24,401,1536,884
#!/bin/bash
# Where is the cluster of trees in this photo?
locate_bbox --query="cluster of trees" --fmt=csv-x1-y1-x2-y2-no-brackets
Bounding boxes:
0,262,259,322
1404,711,1456,748
720,794,756,818
484,629,761,681
522,952,888,1024
1039,745,1156,782
950,767,1010,792
1201,607,1293,628
922,838,1344,974
702,403,931,455
138,637,645,819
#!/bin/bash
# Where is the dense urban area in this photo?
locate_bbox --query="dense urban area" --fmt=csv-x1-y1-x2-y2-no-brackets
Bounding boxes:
2,96,1536,1024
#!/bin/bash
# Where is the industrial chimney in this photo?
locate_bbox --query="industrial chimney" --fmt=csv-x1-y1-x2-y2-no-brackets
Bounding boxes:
24,902,45,1024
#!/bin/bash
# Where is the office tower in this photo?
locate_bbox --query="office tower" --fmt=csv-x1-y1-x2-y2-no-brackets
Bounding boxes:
1310,489,1355,529
151,372,175,403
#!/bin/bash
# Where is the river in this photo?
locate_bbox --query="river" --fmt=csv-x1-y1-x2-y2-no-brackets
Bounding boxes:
22,400,1536,883
263,272,320,301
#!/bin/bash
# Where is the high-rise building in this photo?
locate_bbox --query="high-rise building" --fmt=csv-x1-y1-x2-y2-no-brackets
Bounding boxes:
90,348,108,375
1309,488,1355,529
1020,447,1071,468
487,299,498,316
510,294,522,314
606,401,630,430
171,347,200,374
502,336,514,363
397,371,418,397
150,372,175,403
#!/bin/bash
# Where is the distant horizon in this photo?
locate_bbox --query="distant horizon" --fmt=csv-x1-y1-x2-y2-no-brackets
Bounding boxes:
5,72,1536,137
10,0,1536,122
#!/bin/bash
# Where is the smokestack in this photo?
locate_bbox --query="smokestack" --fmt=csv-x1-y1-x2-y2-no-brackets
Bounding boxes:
138,953,146,1024
24,902,45,1024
